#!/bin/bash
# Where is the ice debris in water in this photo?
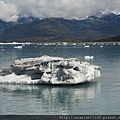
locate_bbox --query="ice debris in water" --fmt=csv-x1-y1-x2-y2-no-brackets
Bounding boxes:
0,55,101,85
85,56,94,60
14,46,23,49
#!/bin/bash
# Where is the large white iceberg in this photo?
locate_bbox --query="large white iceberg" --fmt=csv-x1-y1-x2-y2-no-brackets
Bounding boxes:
0,55,101,84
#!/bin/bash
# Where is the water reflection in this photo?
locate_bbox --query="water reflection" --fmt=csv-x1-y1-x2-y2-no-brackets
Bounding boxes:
0,81,101,115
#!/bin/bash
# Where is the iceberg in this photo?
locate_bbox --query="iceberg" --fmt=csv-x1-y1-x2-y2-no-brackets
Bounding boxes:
84,45,89,47
85,55,94,60
0,55,101,85
14,46,23,49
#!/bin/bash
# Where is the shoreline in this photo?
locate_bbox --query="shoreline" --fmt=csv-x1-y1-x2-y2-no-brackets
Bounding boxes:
0,41,120,46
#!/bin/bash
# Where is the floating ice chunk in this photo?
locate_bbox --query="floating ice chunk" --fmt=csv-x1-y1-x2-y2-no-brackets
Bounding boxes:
62,42,68,45
14,46,23,49
100,46,103,47
84,45,89,47
0,55,101,85
85,56,94,60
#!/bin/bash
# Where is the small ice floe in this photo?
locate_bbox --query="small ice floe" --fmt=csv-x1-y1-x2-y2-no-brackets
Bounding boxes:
100,45,103,47
0,55,101,85
44,43,49,45
113,43,116,45
62,42,68,45
85,55,94,60
92,42,96,45
84,45,89,48
14,46,23,49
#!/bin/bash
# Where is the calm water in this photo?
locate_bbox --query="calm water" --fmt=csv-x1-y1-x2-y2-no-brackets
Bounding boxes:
0,43,120,115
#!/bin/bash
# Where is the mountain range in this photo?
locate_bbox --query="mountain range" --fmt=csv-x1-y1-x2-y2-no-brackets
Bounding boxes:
0,12,120,42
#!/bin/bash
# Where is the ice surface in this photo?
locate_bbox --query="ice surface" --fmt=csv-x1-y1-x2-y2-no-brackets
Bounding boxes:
0,55,101,85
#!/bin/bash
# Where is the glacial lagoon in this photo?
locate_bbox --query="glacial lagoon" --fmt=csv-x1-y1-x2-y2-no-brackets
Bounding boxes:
0,42,120,115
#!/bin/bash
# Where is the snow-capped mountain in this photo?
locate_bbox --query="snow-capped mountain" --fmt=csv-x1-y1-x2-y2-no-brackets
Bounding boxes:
0,12,120,42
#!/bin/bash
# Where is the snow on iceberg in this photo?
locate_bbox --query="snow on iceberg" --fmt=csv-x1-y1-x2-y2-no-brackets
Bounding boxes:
0,55,101,85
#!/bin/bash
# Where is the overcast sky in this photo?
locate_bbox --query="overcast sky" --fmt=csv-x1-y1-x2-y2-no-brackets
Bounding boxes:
0,0,120,22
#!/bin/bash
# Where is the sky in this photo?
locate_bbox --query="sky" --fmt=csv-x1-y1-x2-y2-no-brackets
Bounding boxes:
0,0,120,22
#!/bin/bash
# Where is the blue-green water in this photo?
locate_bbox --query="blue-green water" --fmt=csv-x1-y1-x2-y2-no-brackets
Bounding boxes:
0,43,120,115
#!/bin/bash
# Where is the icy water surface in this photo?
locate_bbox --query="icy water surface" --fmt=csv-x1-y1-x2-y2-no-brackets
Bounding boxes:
0,43,120,115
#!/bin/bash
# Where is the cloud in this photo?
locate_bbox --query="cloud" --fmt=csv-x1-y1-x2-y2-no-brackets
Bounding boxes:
0,0,19,22
1,0,120,22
